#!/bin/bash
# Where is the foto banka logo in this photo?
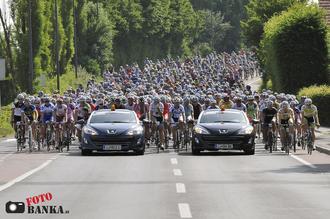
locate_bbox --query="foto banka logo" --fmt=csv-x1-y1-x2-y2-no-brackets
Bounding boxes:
5,192,69,214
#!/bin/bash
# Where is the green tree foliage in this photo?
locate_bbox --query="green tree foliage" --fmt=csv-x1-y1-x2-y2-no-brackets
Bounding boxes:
191,0,248,52
76,1,115,75
241,0,306,47
193,10,231,55
261,4,328,94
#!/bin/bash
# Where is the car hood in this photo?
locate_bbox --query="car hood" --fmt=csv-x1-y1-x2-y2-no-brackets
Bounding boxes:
199,123,248,135
89,123,140,135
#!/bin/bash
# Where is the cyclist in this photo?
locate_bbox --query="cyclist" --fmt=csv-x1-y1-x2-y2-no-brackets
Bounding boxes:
40,97,55,146
260,100,277,149
11,94,25,138
232,97,247,112
150,96,165,150
21,98,38,147
246,95,259,123
220,95,234,109
290,100,302,146
278,101,295,151
64,96,75,142
301,98,320,150
191,96,202,120
95,99,108,110
169,97,185,148
53,98,67,149
125,96,135,111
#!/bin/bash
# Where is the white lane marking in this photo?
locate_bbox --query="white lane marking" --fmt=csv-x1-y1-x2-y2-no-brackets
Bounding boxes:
176,183,186,193
290,154,317,169
2,138,16,143
0,152,15,161
173,169,183,176
178,203,192,218
0,159,54,192
171,158,178,165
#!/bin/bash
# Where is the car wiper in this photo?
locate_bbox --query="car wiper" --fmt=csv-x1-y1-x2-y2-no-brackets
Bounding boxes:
214,120,238,123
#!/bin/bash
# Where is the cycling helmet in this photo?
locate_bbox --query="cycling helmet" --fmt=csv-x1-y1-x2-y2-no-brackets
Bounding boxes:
267,100,273,108
173,97,180,103
304,98,312,105
79,97,86,102
17,94,24,101
153,96,160,103
281,101,289,109
247,95,254,101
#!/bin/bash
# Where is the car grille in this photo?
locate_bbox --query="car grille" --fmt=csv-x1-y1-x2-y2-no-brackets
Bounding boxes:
202,135,247,144
90,136,135,145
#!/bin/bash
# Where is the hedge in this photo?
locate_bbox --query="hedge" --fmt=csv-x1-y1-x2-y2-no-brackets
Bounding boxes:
0,105,14,137
261,3,329,94
298,85,330,127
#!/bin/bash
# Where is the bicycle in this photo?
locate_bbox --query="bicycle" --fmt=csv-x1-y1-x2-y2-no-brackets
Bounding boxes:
45,121,55,151
35,122,41,151
26,122,33,153
305,125,314,155
16,121,25,152
266,123,277,153
172,122,183,153
281,124,291,155
183,120,194,152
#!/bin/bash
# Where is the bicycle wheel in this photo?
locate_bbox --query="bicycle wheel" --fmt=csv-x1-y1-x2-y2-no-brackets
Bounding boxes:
268,131,273,153
285,131,290,154
293,131,296,153
28,127,32,153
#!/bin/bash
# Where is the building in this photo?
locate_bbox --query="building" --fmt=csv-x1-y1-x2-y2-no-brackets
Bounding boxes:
319,0,330,24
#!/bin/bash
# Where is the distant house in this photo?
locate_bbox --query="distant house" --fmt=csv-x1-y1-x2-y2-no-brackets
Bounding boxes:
318,0,330,24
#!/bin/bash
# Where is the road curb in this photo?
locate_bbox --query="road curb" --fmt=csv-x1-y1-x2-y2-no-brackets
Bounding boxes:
316,146,330,155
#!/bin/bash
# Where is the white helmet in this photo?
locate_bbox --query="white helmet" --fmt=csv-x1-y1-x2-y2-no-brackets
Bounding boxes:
304,98,312,105
281,101,289,109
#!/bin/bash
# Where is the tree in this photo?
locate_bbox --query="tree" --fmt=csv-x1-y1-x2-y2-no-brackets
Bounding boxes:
241,0,306,47
261,3,328,93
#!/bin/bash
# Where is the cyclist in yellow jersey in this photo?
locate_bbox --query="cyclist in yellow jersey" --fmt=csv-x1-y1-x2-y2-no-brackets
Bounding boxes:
278,101,295,150
301,98,320,149
220,95,234,109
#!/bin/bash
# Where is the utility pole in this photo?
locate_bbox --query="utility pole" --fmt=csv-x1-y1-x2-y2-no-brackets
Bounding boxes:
28,0,34,93
55,0,60,91
73,0,78,78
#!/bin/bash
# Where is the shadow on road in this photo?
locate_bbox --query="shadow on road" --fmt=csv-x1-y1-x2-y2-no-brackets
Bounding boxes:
265,164,330,174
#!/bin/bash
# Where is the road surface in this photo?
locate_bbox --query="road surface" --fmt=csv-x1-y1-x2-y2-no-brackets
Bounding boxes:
0,138,329,219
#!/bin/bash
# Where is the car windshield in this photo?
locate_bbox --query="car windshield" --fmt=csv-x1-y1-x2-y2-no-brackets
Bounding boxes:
90,111,137,123
200,111,247,124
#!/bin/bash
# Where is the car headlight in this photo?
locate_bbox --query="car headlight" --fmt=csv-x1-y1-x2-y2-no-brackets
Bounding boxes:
83,126,98,135
194,126,210,134
126,126,144,135
238,126,254,135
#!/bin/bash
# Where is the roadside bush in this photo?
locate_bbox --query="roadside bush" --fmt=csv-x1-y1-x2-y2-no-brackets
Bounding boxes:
298,85,330,127
261,3,328,94
0,105,13,137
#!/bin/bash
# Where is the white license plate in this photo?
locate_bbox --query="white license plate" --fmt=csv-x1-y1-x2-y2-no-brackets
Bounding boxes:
215,144,233,149
103,145,122,151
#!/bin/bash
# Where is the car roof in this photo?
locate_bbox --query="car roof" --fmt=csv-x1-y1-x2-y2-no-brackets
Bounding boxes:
202,109,243,114
93,109,133,114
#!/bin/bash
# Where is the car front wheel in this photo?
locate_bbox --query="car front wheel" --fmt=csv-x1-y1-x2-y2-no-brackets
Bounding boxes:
244,147,255,155
81,149,92,156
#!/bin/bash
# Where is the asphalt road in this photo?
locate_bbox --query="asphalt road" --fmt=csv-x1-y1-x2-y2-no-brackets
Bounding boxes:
0,138,329,219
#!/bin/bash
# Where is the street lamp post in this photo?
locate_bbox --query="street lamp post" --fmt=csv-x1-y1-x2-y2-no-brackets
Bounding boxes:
55,0,60,91
73,0,78,79
28,0,34,93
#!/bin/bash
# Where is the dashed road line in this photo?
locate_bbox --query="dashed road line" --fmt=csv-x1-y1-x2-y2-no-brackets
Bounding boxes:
171,158,178,165
178,203,192,218
173,169,183,176
176,183,186,193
